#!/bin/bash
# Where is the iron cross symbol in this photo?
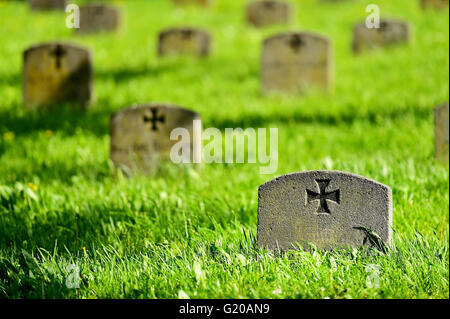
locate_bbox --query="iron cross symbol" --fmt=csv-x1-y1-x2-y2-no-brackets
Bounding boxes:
263,1,276,9
306,179,340,214
143,108,165,131
181,29,193,39
50,44,66,70
289,34,305,52
377,21,389,33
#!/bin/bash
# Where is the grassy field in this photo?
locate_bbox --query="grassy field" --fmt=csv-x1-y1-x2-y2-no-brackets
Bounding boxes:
0,0,448,299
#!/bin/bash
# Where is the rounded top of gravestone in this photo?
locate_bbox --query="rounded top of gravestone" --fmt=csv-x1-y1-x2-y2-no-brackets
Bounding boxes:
259,170,390,192
354,18,410,30
247,0,290,9
263,31,330,47
111,103,201,120
24,42,91,58
159,27,210,38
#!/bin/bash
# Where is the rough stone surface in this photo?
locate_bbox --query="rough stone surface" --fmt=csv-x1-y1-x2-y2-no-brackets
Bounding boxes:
353,19,411,53
257,170,393,251
77,4,121,34
110,103,202,174
421,0,449,10
435,102,449,163
23,42,93,109
28,0,67,10
261,32,333,93
247,1,293,28
158,28,211,57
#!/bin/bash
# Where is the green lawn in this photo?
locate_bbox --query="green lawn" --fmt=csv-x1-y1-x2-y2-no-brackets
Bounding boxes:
0,0,448,299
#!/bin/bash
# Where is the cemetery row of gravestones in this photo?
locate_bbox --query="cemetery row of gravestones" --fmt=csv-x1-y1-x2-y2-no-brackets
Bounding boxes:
21,0,449,252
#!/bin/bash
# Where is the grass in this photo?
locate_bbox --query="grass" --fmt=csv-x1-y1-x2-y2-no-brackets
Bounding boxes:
0,0,448,298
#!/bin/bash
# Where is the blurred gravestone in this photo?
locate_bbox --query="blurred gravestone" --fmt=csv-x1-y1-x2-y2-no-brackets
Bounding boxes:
110,104,202,174
258,171,393,251
421,0,449,10
353,19,411,53
23,42,93,109
173,0,211,6
28,0,67,10
77,4,121,34
247,1,293,28
435,102,449,164
262,32,333,93
158,28,211,57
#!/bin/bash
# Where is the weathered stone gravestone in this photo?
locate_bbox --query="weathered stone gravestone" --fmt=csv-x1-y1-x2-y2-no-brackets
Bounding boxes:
352,19,411,53
173,0,211,6
261,32,333,93
435,102,449,164
257,171,393,251
77,4,121,34
28,0,67,11
421,0,449,10
158,28,211,57
247,1,293,28
23,42,93,109
110,104,202,174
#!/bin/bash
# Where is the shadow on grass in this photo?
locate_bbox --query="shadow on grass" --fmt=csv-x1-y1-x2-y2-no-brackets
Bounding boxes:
0,107,112,137
208,105,432,129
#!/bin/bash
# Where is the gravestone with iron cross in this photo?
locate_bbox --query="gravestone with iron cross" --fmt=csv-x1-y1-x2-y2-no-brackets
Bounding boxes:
173,0,212,6
110,103,202,174
421,0,449,10
352,19,412,54
257,170,393,251
261,32,333,93
77,4,121,34
158,27,211,57
28,0,67,11
247,1,293,28
435,102,449,164
23,42,93,109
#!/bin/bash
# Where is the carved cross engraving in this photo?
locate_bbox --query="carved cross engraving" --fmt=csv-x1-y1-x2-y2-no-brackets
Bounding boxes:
306,179,340,214
289,34,305,52
143,108,165,131
378,21,389,33
263,1,276,9
50,44,66,69
181,29,193,39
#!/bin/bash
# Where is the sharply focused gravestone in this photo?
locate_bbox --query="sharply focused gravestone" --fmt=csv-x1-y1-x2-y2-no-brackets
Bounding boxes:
258,171,393,251
158,28,211,57
23,42,93,109
77,4,121,34
247,1,293,28
435,102,449,164
28,0,67,10
262,32,333,93
421,0,449,10
110,104,202,174
352,19,411,53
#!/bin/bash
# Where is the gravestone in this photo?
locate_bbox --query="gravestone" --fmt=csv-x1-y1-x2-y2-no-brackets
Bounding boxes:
247,1,293,28
158,28,211,57
435,102,449,163
110,103,202,174
352,19,411,53
28,0,67,10
261,32,333,93
257,170,393,251
421,0,449,10
173,0,211,6
77,4,121,34
23,42,93,109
